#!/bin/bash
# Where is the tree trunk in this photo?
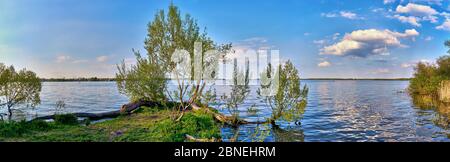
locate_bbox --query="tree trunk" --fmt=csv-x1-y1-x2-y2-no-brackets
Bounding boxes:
31,100,165,122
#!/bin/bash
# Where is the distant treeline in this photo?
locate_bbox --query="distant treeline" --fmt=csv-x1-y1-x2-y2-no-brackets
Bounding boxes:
40,77,116,82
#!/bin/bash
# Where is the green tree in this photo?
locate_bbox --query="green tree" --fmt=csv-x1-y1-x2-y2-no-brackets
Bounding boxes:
116,51,167,103
116,4,231,113
436,55,450,79
221,59,251,126
409,62,441,95
409,40,450,96
258,60,309,125
0,63,42,121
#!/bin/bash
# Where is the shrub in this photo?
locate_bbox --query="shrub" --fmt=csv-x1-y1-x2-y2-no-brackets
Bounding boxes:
409,52,450,96
0,120,51,137
54,114,79,125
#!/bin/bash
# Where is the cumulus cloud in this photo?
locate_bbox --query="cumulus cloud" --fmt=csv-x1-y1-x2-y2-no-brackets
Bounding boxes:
320,29,419,57
390,3,440,26
393,15,422,26
436,18,450,31
318,61,331,67
396,3,438,16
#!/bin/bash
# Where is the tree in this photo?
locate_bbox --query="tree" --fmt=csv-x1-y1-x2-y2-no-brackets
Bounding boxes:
0,63,42,121
221,59,251,126
116,50,167,103
258,60,308,125
116,4,231,115
409,62,441,95
436,55,450,79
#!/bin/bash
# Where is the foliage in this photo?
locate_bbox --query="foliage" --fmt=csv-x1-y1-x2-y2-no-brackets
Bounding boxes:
258,60,309,125
0,120,51,137
221,59,251,125
54,114,79,125
0,63,42,120
409,41,450,96
409,62,441,95
116,4,231,115
116,51,167,103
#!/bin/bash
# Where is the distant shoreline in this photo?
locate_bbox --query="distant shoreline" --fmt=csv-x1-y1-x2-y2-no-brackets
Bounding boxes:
40,78,411,82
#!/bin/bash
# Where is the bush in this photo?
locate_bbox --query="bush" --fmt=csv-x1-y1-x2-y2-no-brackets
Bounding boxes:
409,55,450,96
54,114,79,125
0,120,51,137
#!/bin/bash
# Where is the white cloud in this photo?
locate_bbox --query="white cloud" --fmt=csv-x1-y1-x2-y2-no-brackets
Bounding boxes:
322,11,363,20
96,55,109,62
313,40,326,45
55,55,71,63
401,63,413,68
383,0,396,4
340,11,359,19
320,29,419,57
441,12,450,19
321,13,337,18
393,15,422,26
332,33,341,40
318,61,331,67
234,37,273,50
424,36,433,41
72,59,89,64
436,18,450,31
396,3,438,17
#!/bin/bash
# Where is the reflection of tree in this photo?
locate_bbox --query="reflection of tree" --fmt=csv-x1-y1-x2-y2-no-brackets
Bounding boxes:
224,123,305,142
271,126,305,142
411,94,450,129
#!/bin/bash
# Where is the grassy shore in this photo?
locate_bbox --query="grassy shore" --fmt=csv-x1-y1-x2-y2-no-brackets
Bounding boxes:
0,106,221,142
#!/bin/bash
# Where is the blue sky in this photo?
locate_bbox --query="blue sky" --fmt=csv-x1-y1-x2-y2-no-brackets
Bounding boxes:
0,0,449,78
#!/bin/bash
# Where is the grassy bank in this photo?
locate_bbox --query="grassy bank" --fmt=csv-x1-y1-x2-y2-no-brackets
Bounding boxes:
0,106,221,142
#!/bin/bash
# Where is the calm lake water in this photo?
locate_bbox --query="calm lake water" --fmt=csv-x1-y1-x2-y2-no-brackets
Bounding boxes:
3,80,449,142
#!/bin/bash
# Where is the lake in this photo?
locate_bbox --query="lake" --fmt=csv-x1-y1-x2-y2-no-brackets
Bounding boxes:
2,80,449,142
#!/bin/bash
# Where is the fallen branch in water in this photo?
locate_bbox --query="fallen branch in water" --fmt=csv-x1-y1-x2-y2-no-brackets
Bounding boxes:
191,103,269,126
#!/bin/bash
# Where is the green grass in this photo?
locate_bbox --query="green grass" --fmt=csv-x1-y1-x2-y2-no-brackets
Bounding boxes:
0,106,221,142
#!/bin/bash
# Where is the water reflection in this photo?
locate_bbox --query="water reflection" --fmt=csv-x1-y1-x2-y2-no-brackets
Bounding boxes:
411,95,450,130
220,80,450,142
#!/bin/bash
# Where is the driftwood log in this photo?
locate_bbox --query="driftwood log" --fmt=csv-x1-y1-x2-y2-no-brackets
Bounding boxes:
31,100,165,121
31,99,268,126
